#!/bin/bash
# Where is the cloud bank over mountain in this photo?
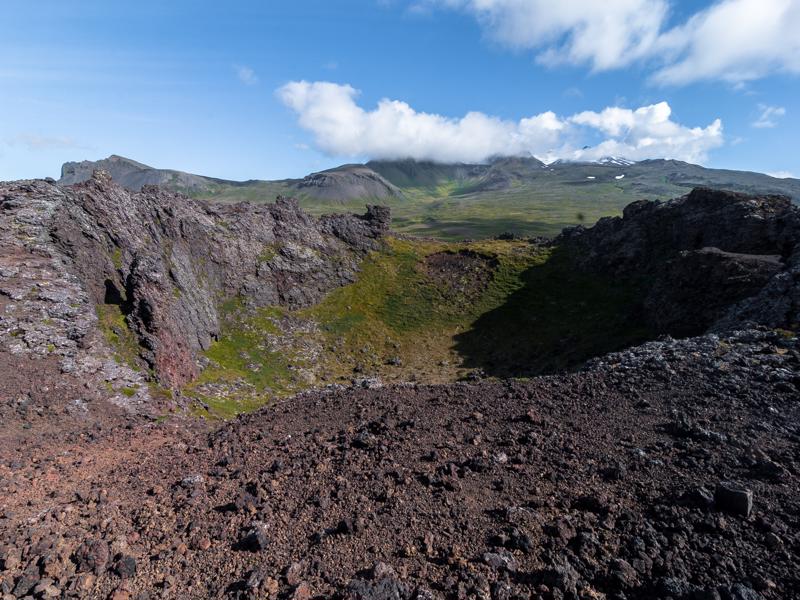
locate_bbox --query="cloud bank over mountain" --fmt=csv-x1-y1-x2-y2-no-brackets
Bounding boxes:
278,81,723,164
421,0,800,84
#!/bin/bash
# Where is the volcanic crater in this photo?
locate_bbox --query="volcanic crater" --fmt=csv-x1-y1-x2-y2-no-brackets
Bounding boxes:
0,173,798,600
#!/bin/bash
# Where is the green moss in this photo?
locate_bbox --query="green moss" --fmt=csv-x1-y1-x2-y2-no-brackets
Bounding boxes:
96,304,142,371
258,244,279,264
156,386,172,399
111,247,123,270
121,386,138,397
183,306,297,419
189,393,268,420
301,237,652,384
146,381,175,404
452,246,652,376
300,238,545,383
220,295,246,316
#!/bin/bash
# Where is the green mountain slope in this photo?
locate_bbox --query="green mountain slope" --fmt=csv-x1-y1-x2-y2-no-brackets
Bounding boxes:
60,155,800,240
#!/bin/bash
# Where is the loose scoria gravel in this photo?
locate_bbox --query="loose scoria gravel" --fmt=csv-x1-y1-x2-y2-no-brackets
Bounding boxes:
0,328,798,599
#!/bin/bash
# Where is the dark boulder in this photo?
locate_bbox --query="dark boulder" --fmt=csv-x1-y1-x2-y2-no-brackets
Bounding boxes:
715,482,753,518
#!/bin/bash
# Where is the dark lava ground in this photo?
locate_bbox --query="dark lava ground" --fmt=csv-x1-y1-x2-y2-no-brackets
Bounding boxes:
1,329,798,600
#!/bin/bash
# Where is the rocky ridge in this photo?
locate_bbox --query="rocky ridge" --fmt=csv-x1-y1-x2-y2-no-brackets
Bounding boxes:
559,187,800,336
2,171,390,396
59,157,405,202
0,177,150,415
59,156,800,204
295,165,403,201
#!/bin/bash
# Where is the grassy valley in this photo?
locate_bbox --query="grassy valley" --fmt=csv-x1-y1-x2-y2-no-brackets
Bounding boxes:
192,158,800,240
191,174,665,239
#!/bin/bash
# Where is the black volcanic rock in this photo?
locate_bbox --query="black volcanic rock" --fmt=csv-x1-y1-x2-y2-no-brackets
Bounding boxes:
645,248,783,336
561,187,798,274
320,203,391,248
559,187,800,335
715,482,754,518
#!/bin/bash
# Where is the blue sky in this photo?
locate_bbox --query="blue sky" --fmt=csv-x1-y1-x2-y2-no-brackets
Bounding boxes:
1,0,798,181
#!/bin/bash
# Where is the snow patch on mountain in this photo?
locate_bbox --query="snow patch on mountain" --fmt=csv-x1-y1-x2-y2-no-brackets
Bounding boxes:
596,156,637,167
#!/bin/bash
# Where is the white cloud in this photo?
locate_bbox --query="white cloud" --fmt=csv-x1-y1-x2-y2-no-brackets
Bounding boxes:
278,81,563,163
569,102,724,163
752,104,787,128
234,64,259,86
652,0,800,84
278,81,724,164
420,0,800,84
426,0,667,70
768,170,795,179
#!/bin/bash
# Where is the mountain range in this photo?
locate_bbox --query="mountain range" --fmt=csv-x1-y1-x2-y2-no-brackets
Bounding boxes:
59,154,800,239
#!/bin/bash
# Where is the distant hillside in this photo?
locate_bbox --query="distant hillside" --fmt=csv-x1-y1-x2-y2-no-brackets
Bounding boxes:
364,156,549,193
366,159,488,188
59,155,800,240
59,155,401,203
294,164,402,201
59,155,230,194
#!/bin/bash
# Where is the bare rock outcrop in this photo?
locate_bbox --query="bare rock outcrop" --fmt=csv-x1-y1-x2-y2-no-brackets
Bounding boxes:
645,248,784,336
559,187,800,335
2,171,390,393
0,177,152,416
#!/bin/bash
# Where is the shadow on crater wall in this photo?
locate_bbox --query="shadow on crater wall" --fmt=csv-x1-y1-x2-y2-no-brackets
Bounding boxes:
453,247,655,378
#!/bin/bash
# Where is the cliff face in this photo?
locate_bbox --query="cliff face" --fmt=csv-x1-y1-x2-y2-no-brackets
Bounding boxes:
2,171,389,392
559,187,800,335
